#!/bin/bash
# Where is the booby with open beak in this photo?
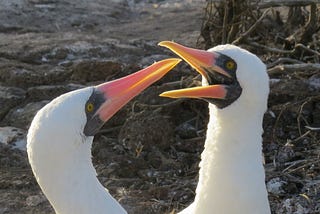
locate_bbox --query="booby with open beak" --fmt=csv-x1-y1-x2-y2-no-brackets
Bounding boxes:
159,41,271,214
27,58,181,214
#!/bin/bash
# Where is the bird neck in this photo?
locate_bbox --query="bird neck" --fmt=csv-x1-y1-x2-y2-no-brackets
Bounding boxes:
29,137,126,214
192,103,270,214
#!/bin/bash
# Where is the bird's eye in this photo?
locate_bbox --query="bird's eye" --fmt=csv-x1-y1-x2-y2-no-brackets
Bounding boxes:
225,60,235,70
86,103,94,112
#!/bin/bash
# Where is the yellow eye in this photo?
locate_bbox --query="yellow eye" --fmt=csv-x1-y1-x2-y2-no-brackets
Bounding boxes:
226,61,235,70
86,103,94,112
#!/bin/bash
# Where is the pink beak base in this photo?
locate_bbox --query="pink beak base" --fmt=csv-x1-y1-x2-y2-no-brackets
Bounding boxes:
95,58,181,122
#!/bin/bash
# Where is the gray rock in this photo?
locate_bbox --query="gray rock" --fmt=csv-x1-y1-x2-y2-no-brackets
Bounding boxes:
175,122,197,139
27,83,84,101
267,177,286,195
70,60,123,83
0,126,26,150
0,66,71,88
0,0,130,33
278,197,310,214
139,54,169,67
26,195,46,207
276,142,296,164
2,101,49,129
0,86,26,120
43,43,116,63
119,110,174,155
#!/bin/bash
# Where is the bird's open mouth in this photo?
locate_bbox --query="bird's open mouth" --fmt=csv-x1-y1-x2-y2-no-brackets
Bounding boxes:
158,41,242,108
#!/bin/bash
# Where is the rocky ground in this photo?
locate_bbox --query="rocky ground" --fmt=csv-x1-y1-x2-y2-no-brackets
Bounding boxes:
0,0,319,214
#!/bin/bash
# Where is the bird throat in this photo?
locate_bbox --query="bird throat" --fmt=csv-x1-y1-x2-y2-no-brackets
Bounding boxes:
192,104,270,213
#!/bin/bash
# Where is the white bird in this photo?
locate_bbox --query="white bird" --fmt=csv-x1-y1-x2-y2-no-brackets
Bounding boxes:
27,58,181,214
159,41,271,214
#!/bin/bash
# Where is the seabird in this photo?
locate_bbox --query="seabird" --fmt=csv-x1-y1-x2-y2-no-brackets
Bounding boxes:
27,58,181,214
159,41,271,214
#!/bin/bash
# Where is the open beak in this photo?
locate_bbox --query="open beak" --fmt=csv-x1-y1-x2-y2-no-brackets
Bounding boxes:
96,58,181,122
160,85,227,99
159,41,231,79
158,41,230,100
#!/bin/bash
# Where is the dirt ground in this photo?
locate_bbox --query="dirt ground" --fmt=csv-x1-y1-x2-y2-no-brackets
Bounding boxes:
0,0,319,214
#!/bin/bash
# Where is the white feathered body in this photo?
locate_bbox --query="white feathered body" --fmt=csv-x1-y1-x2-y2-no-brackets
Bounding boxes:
27,88,127,214
180,45,271,214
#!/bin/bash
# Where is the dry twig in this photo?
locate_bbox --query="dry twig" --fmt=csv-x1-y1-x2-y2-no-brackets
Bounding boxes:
258,0,320,8
268,63,320,75
232,9,271,45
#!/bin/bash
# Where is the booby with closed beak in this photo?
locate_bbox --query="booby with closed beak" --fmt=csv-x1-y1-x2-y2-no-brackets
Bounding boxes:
27,58,181,214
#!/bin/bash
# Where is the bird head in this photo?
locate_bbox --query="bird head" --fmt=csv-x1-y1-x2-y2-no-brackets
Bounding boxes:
27,58,181,153
159,41,269,111
27,58,181,214
82,58,181,136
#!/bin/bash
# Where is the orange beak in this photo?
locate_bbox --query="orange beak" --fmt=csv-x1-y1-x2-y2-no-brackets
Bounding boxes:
160,85,227,99
95,58,181,122
159,41,231,79
158,41,229,100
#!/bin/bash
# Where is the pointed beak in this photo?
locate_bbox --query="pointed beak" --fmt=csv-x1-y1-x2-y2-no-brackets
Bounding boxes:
95,58,181,122
158,41,232,100
160,85,227,99
158,41,232,79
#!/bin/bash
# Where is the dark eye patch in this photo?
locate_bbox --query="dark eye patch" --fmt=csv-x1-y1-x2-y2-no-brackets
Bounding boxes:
85,88,105,117
83,88,106,136
215,52,237,74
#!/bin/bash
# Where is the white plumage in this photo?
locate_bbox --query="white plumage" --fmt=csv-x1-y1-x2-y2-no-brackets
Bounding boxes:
26,59,180,214
27,88,127,214
159,42,271,214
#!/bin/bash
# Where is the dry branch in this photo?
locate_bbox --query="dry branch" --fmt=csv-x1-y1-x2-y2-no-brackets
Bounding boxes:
232,9,271,45
267,58,304,68
208,0,320,7
305,126,320,131
258,0,320,8
295,44,320,57
268,63,320,74
248,42,293,54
